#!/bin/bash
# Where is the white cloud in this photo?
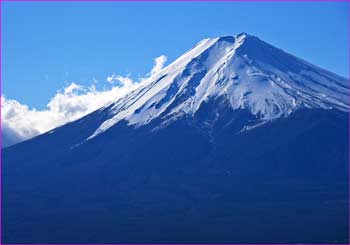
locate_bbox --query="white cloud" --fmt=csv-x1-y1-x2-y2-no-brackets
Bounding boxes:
150,55,167,77
2,54,168,147
106,74,134,87
106,74,117,84
63,82,82,94
1,79,138,147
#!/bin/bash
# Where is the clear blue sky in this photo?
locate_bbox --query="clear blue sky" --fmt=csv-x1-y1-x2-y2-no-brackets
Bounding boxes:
2,1,349,109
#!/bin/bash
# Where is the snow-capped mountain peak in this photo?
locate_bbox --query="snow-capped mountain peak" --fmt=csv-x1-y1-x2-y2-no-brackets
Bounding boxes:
88,33,349,140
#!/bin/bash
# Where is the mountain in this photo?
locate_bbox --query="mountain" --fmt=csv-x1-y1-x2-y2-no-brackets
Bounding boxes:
1,126,24,148
3,33,349,243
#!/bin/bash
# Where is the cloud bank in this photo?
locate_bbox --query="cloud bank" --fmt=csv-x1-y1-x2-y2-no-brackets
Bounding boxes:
2,55,167,147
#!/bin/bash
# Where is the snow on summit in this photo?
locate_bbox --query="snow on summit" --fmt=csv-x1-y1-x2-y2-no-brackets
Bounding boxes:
88,33,349,140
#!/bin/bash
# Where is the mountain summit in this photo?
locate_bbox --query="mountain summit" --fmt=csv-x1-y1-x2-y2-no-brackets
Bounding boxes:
87,33,348,140
3,34,349,243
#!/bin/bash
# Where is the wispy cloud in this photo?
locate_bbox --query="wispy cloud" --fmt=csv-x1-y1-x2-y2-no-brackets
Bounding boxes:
106,74,134,87
2,54,167,147
150,55,167,77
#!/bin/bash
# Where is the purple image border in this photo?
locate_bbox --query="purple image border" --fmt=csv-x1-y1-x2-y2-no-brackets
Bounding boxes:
0,0,349,245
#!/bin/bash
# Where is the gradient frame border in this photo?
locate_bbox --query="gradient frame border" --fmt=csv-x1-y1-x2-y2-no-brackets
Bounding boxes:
0,0,349,244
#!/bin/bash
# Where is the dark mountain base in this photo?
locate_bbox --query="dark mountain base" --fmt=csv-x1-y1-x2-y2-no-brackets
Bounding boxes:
2,109,349,243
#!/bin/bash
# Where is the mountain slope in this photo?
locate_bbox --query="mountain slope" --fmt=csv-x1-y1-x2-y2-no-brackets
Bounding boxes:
2,33,349,243
87,33,348,140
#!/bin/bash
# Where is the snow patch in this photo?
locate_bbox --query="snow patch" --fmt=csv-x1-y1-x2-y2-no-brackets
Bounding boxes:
86,33,349,141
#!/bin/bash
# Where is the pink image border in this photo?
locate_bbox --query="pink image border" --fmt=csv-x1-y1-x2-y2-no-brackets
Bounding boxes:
0,0,348,244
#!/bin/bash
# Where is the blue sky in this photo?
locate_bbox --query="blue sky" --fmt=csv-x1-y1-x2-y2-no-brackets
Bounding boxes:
2,1,349,109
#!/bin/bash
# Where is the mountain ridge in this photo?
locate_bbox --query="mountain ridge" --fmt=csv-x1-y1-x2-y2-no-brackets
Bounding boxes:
85,32,348,141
